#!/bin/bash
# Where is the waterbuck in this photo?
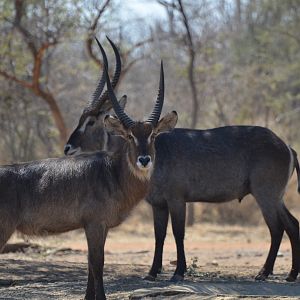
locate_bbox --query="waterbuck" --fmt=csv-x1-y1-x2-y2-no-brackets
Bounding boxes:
0,45,178,300
64,36,125,156
65,40,300,283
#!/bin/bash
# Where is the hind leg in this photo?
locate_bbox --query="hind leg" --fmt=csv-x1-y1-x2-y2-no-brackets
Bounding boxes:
254,197,284,280
278,203,300,281
255,215,284,280
255,196,300,281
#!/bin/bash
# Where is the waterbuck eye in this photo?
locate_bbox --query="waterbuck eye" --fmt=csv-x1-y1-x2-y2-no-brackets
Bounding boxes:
87,120,95,127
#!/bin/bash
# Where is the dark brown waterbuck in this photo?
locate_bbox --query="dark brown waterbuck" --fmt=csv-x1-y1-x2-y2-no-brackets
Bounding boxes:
0,43,177,299
65,38,300,283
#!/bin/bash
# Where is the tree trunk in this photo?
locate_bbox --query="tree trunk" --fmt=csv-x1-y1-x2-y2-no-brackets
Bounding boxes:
37,90,68,147
188,51,199,129
186,203,195,227
235,0,242,26
186,52,198,227
177,0,200,226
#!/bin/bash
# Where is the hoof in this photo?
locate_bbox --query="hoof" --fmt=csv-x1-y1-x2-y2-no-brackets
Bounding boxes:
143,274,156,281
286,275,297,282
170,274,184,282
255,273,267,281
0,279,14,286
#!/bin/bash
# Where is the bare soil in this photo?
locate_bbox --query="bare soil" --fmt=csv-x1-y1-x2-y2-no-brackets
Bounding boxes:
1,221,300,299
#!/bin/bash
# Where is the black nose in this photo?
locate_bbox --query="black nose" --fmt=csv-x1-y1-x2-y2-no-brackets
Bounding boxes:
138,156,151,167
64,145,71,155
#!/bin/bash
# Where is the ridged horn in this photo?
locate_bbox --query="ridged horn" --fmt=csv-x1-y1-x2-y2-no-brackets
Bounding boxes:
147,61,164,126
96,36,122,104
81,36,121,121
98,42,135,128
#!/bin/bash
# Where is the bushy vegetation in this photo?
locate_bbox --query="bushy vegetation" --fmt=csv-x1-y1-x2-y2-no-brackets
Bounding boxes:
1,0,299,224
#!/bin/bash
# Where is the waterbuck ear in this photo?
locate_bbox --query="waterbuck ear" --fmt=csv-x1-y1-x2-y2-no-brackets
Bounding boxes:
101,95,127,115
99,101,113,113
104,115,128,136
118,95,127,110
154,111,178,134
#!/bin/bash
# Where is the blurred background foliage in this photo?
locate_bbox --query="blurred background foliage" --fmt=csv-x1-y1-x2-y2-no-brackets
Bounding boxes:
0,0,299,225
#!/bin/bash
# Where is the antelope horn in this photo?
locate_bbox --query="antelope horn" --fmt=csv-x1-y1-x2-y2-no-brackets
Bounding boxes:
146,61,165,126
98,42,135,128
96,36,122,104
82,36,122,118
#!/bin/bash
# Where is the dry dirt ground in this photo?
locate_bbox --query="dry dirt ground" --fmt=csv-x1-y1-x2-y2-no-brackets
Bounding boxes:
1,220,300,299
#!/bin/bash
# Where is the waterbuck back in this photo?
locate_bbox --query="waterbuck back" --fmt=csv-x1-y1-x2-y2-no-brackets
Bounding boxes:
64,38,300,285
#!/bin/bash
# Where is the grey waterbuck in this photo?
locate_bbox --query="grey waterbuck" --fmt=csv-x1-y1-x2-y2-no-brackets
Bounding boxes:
65,40,300,283
0,45,178,300
64,36,125,156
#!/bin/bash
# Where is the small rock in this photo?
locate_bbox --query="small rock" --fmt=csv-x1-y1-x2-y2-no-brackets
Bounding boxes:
277,251,284,257
0,279,14,286
212,260,218,266
170,260,177,266
206,260,218,266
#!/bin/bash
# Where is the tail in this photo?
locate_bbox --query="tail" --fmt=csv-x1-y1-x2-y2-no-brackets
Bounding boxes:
291,148,300,194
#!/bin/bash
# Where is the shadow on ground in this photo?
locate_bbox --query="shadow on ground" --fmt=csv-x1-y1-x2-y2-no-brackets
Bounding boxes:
0,258,300,299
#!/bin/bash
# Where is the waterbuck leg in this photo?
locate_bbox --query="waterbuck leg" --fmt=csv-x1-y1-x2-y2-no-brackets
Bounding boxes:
255,217,284,280
85,268,95,300
254,196,285,281
84,223,108,300
169,202,186,282
145,204,169,281
0,216,16,252
279,204,300,281
0,220,16,286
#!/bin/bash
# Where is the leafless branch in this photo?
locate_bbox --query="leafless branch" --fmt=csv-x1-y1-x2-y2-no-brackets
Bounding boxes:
0,70,33,90
86,0,111,67
123,37,154,59
14,0,37,57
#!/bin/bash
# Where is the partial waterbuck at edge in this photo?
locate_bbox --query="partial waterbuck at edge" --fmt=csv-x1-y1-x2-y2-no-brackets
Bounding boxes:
0,38,178,300
64,37,300,285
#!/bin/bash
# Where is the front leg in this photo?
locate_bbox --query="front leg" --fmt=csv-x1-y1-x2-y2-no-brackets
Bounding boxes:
169,201,186,282
85,223,108,300
145,204,169,281
85,268,95,300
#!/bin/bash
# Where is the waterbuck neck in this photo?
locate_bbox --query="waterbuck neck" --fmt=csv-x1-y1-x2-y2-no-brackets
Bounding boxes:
112,145,151,211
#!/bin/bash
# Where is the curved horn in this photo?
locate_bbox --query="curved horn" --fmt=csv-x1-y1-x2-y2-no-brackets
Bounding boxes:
82,36,122,118
99,45,135,128
147,61,165,126
96,36,122,104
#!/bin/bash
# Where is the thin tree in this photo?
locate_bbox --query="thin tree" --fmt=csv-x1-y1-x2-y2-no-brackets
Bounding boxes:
0,0,74,147
158,0,201,225
84,1,155,85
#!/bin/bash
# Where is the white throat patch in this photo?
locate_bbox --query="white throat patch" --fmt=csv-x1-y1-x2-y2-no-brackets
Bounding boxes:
126,154,152,182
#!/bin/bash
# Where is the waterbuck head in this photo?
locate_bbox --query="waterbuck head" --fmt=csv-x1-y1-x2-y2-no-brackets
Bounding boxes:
101,46,178,179
64,37,124,155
